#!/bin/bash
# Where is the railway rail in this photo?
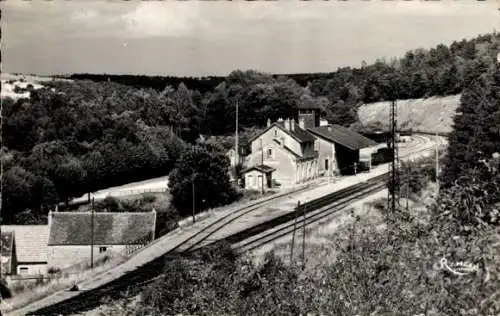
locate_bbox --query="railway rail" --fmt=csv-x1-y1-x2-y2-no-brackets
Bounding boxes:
8,135,443,316
233,177,386,255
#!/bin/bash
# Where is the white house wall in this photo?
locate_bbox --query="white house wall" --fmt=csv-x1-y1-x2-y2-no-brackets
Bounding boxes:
246,144,296,185
314,137,338,176
244,170,265,191
16,263,48,276
48,245,126,270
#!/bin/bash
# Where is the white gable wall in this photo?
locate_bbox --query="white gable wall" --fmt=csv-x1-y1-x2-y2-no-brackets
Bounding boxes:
246,143,297,185
250,126,302,156
314,137,338,176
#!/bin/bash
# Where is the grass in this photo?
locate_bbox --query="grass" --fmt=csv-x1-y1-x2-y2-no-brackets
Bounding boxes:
249,189,390,267
2,251,129,313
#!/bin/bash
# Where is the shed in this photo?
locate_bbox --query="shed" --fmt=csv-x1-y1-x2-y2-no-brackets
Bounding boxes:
1,225,49,275
241,164,276,191
47,211,156,270
308,125,378,175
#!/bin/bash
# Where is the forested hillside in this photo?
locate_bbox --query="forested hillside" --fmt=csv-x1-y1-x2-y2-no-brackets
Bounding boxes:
2,32,499,225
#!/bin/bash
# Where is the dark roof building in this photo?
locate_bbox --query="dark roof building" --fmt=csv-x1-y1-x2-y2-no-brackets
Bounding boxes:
48,211,156,246
308,125,378,150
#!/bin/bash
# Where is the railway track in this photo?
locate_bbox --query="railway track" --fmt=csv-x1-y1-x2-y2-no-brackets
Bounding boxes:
233,178,386,255
11,136,441,316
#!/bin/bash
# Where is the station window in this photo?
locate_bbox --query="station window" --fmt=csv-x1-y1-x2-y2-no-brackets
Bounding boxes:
99,247,107,253
19,267,29,274
267,148,273,158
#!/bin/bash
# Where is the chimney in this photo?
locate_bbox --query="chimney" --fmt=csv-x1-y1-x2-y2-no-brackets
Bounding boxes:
267,118,271,127
291,119,295,131
284,118,290,130
277,117,284,123
299,118,305,130
328,125,332,132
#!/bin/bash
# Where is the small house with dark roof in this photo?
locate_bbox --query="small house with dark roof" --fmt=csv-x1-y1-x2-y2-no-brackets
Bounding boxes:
308,124,378,175
47,211,156,270
241,164,276,191
1,225,49,275
245,116,319,186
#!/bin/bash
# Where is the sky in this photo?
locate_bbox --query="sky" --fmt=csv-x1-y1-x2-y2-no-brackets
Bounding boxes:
2,0,499,77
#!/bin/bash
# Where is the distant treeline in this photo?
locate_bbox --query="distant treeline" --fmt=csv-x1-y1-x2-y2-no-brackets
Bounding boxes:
69,74,226,94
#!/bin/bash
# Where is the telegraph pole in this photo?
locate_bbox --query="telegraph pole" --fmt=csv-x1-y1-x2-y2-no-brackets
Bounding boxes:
388,100,400,212
290,201,300,264
260,138,264,195
90,197,95,269
435,132,439,197
235,100,239,166
301,201,307,270
192,173,196,224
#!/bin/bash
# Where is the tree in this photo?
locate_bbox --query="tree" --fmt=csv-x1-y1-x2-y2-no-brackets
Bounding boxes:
169,144,239,217
52,157,87,204
441,63,500,187
2,167,39,223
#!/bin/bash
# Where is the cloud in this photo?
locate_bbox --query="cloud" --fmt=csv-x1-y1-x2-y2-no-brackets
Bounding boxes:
120,2,204,37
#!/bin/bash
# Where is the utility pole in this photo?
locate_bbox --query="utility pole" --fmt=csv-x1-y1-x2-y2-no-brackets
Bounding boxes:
90,197,95,269
260,138,264,195
192,173,196,224
235,100,239,167
435,132,439,197
388,99,400,213
290,201,300,264
302,201,307,270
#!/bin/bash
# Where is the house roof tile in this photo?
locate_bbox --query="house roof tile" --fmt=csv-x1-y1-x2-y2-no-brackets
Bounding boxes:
248,121,315,145
1,225,49,263
48,212,156,246
308,125,378,150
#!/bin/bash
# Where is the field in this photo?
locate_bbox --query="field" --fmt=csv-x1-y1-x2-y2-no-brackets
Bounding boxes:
357,94,461,134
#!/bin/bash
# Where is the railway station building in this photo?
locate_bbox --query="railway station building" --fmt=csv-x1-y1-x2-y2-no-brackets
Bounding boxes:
242,103,381,187
244,116,319,186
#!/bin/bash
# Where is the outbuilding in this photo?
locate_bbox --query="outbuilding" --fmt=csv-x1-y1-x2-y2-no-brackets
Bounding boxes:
308,124,378,175
0,225,49,275
47,210,156,270
241,164,276,191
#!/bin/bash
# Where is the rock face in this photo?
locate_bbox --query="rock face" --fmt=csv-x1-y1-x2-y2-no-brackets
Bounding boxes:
357,94,461,134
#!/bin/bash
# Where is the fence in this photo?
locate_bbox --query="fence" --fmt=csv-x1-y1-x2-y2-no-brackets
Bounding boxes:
66,187,168,207
122,232,155,256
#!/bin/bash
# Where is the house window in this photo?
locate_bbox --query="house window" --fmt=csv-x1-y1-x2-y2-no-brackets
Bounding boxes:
19,267,29,274
99,247,107,253
267,148,273,159
274,130,278,137
325,159,329,170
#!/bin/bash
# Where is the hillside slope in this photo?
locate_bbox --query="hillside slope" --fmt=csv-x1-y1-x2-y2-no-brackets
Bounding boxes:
356,94,461,134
